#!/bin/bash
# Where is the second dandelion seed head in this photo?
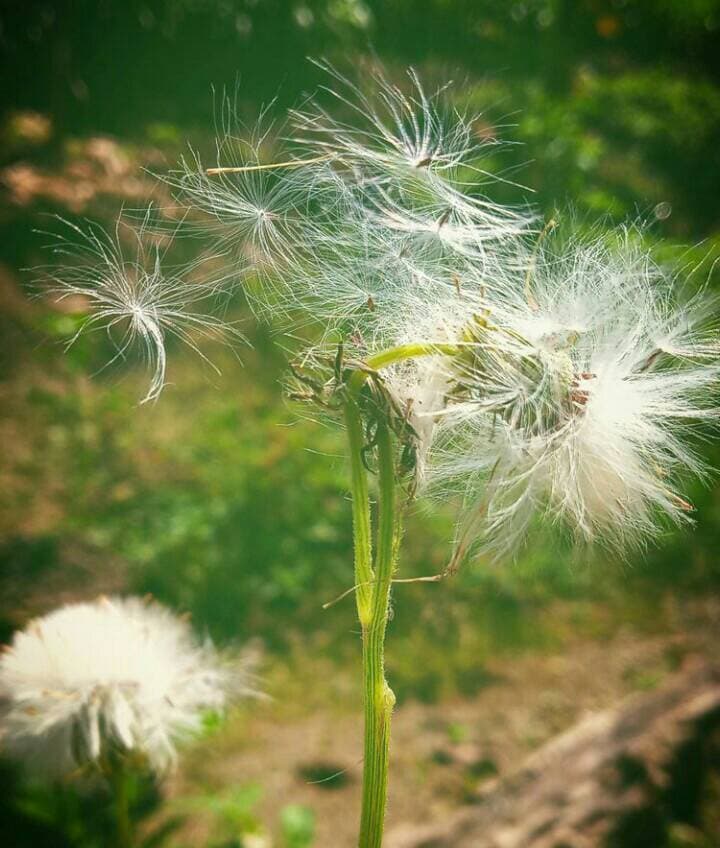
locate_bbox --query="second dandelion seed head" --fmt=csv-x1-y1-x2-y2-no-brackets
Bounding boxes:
0,596,241,778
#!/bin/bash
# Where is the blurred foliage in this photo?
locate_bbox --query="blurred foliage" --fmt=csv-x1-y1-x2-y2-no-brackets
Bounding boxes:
0,761,174,848
173,782,267,846
279,805,315,848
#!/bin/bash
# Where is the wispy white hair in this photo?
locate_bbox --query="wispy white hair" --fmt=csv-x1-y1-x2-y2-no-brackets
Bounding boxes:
40,211,240,403
175,64,532,336
291,59,512,185
169,103,311,268
422,229,720,560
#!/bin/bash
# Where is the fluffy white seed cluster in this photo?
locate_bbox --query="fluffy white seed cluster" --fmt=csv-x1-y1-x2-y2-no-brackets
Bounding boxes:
45,63,720,558
179,66,717,558
422,232,720,558
170,61,533,338
0,597,231,776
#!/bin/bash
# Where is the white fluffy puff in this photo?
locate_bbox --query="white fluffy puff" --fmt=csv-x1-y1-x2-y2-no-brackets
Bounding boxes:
0,596,231,776
423,231,720,559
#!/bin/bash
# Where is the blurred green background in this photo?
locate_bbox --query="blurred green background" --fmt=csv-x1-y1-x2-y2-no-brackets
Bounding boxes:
1,2,720,846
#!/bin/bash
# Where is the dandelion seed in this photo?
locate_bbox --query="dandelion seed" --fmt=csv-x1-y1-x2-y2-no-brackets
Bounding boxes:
174,142,306,266
40,211,240,403
292,60,503,184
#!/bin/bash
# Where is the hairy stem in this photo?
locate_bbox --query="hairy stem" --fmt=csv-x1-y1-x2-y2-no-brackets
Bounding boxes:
358,419,398,848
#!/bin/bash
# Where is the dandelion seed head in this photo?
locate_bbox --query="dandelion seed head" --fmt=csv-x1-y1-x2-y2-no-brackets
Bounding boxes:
0,596,238,777
166,70,718,563
423,230,720,558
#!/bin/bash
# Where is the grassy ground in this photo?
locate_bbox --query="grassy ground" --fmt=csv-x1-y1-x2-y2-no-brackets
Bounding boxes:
163,596,719,847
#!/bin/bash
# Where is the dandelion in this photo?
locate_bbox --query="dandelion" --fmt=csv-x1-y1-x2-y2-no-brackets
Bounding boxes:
422,230,720,561
0,596,233,777
172,68,719,848
41,211,240,403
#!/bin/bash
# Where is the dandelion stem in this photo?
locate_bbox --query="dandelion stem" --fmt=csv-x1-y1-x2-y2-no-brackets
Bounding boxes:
109,760,133,848
343,392,392,845
344,397,375,625
358,417,398,848
341,339,459,846
348,342,460,394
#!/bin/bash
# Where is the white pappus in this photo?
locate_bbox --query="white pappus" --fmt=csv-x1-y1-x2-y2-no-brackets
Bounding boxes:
182,63,532,336
420,230,720,560
41,212,240,404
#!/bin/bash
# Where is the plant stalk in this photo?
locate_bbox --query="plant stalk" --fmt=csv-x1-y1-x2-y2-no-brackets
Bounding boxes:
109,760,133,848
348,342,460,394
344,396,374,626
345,343,450,846
358,418,398,848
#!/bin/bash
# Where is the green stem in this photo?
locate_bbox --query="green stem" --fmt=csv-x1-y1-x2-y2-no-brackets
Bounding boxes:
344,397,374,626
109,760,133,848
359,419,398,848
344,341,455,846
365,342,460,371
348,342,460,394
